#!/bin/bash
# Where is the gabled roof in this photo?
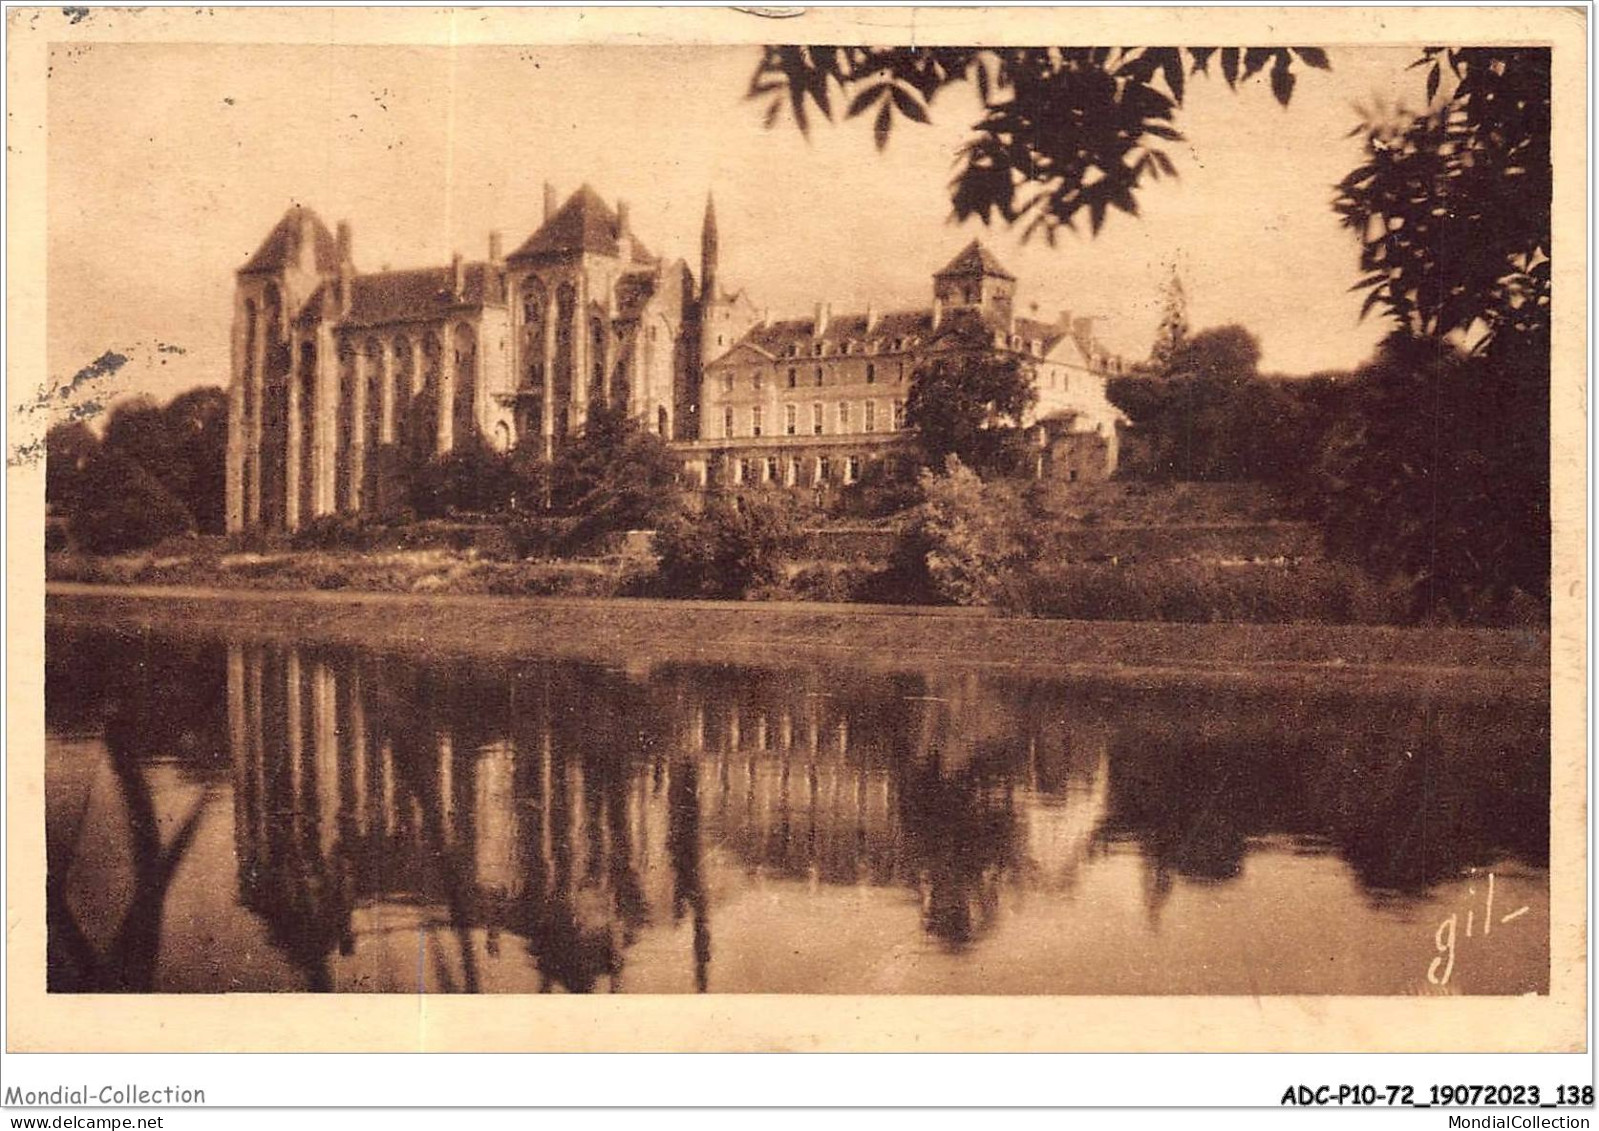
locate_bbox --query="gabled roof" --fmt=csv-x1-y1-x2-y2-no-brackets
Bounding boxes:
727,310,937,362
710,304,1071,367
240,206,341,275
933,239,1015,281
507,185,655,263
339,263,499,328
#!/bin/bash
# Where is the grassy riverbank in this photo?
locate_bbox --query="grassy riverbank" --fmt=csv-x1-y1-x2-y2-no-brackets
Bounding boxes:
47,583,1549,699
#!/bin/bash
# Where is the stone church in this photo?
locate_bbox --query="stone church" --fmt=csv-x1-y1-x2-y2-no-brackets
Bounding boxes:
225,185,1123,533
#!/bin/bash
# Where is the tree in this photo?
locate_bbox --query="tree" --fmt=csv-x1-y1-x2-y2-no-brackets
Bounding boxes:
45,421,99,514
158,387,229,534
891,457,1024,606
1109,324,1285,481
552,404,686,548
102,388,228,534
1162,324,1261,383
1316,336,1542,620
1148,266,1191,367
1322,48,1550,618
652,494,799,599
905,353,1037,478
68,449,196,554
408,439,520,519
749,46,1328,238
1334,48,1549,354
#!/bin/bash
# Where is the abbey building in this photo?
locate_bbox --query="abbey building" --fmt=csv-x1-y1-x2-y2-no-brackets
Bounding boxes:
225,185,1124,533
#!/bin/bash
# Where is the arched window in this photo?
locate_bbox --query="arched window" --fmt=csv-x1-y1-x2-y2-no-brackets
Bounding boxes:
241,300,258,431
493,420,513,452
521,286,547,389
554,283,576,397
590,317,606,393
453,322,477,435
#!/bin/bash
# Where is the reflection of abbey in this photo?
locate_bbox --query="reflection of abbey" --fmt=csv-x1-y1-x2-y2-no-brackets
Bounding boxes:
220,643,1111,991
224,186,1125,533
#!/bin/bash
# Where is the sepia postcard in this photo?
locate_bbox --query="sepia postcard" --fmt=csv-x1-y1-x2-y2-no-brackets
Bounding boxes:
5,4,1587,1057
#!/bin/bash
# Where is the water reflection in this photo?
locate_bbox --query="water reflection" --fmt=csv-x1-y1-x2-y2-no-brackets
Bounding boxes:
45,625,1549,995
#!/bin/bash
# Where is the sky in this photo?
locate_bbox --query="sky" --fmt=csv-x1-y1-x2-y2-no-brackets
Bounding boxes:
46,41,1426,413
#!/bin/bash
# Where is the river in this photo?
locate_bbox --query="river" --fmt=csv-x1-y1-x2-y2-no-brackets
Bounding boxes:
44,618,1549,995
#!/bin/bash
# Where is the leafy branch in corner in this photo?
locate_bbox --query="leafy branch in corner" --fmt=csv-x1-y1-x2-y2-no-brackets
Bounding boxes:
748,46,1330,240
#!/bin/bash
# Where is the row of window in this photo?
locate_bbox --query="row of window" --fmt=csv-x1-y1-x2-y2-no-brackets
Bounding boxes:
730,454,864,487
723,400,906,439
784,337,914,359
720,361,907,395
771,330,1048,360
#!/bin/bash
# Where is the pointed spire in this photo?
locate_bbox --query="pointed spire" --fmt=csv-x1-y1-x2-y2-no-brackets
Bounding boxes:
700,192,719,305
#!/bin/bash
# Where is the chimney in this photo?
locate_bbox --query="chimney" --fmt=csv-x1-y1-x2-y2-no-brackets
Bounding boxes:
488,230,503,264
451,252,465,299
814,301,831,337
337,259,353,314
761,307,771,327
543,182,558,222
931,296,943,331
335,220,352,264
865,301,880,333
616,199,630,238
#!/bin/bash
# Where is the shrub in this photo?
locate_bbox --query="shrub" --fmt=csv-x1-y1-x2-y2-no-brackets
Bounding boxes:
1004,559,1411,625
652,494,800,599
827,455,924,520
289,513,375,551
890,457,1025,606
785,562,881,603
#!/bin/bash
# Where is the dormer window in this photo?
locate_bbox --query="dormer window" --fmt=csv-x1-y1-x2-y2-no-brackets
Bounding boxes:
813,342,825,357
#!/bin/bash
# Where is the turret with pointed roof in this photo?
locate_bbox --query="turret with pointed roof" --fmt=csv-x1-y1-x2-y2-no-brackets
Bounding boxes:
932,238,1016,326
